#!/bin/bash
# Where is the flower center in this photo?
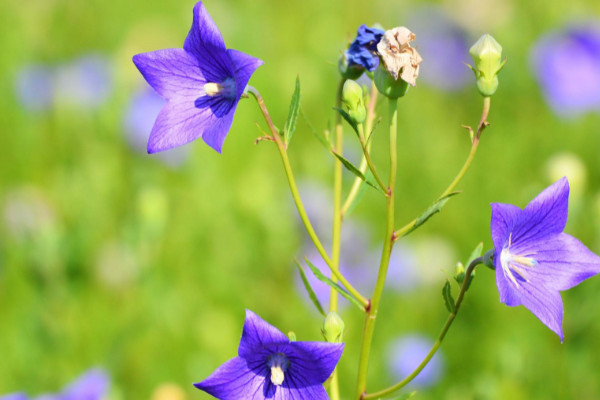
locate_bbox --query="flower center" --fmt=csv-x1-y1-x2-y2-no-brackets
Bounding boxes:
500,233,538,288
203,78,236,100
267,352,290,386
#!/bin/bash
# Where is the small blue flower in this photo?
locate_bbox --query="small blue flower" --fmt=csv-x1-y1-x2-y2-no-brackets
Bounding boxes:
387,334,443,388
491,177,600,341
194,310,344,399
530,22,600,117
132,1,263,154
345,25,385,72
14,64,55,112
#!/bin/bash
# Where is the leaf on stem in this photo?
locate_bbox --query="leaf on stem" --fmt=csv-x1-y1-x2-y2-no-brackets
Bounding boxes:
405,192,461,236
300,106,330,149
294,259,326,317
304,258,365,311
283,76,301,145
377,391,417,400
332,152,385,194
333,107,360,138
442,280,456,313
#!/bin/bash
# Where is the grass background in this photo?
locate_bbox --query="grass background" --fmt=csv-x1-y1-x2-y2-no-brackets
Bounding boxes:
1,0,600,398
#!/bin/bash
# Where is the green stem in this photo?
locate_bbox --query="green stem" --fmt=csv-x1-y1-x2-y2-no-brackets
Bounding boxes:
355,98,398,400
247,86,369,309
328,79,345,400
393,96,491,240
358,124,387,193
341,80,379,218
363,256,485,400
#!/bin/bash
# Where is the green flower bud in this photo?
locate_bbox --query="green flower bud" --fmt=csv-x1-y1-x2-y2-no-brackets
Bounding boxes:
454,262,466,284
342,79,366,124
321,311,345,343
468,34,506,97
338,54,364,80
374,65,409,99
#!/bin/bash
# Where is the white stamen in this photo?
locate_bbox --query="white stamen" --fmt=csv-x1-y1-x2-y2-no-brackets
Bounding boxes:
203,82,222,97
500,233,538,288
267,352,289,386
270,366,285,386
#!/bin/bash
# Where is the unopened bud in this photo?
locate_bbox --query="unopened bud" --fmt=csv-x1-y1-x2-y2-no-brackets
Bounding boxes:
321,311,345,343
342,80,366,124
468,34,505,97
454,262,466,284
374,65,410,98
338,54,364,80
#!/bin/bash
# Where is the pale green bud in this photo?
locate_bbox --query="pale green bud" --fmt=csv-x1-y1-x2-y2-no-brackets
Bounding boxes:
342,79,366,124
374,65,409,99
454,262,466,284
321,311,345,343
468,34,505,97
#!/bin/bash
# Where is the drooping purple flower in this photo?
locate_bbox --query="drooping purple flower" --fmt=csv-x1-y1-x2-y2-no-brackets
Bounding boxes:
491,177,600,341
387,334,443,388
132,1,263,154
194,310,344,399
345,25,385,72
530,22,600,117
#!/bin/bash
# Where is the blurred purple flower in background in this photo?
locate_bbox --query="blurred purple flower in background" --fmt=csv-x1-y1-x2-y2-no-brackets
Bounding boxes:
531,22,600,117
54,54,113,109
406,7,471,91
387,334,444,388
14,64,55,112
1,369,109,400
123,88,189,167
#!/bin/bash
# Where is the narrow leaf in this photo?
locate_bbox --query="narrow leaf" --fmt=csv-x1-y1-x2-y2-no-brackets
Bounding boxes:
466,242,483,267
284,76,301,145
304,258,365,311
378,391,417,400
442,280,456,313
332,152,385,194
333,107,360,137
405,192,461,236
293,259,326,316
301,106,330,149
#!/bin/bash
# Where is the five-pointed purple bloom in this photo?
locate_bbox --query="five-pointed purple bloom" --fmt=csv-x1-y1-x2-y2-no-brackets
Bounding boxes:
133,1,263,153
345,25,385,72
491,177,600,341
530,22,600,117
194,310,344,399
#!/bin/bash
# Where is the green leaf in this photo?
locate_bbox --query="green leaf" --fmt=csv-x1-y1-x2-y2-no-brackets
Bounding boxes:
365,116,382,146
300,106,330,149
333,107,360,138
332,152,385,194
466,242,484,267
442,280,456,313
294,259,326,317
405,192,461,236
284,76,301,145
304,258,365,311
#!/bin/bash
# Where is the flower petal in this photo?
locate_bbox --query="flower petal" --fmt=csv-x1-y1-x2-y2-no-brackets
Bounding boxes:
194,356,265,400
62,368,109,400
183,1,232,81
286,342,344,385
515,233,600,292
490,202,521,252
132,49,208,99
512,177,569,244
227,49,264,99
496,265,564,341
147,95,235,153
238,310,289,358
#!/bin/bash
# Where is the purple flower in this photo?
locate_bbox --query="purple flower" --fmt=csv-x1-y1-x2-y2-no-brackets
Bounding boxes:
132,1,263,154
14,64,55,112
345,25,385,72
387,334,443,388
530,22,600,117
194,310,344,399
491,177,600,341
123,87,189,167
406,7,471,91
0,394,28,400
61,368,109,400
54,54,113,109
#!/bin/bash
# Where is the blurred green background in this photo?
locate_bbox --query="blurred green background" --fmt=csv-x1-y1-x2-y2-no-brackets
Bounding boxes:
1,0,600,398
